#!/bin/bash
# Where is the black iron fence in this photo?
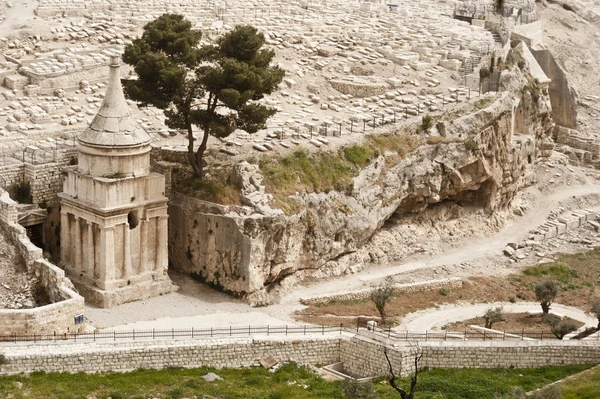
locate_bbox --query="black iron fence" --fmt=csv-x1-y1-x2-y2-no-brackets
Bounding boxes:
0,325,345,344
1,323,598,344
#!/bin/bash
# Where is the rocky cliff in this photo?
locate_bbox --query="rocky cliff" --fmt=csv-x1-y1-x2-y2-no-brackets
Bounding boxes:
168,72,554,305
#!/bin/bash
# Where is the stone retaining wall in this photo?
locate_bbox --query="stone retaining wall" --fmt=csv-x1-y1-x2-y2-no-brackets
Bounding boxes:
0,188,85,336
2,333,599,376
421,340,600,370
0,336,341,374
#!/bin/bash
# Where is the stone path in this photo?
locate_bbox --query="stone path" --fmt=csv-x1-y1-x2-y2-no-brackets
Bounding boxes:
397,302,598,331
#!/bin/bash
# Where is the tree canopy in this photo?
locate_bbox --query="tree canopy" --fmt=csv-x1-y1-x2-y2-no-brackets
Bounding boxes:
534,280,558,315
123,14,284,176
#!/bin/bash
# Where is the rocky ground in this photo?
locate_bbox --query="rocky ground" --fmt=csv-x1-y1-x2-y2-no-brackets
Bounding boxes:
0,231,43,309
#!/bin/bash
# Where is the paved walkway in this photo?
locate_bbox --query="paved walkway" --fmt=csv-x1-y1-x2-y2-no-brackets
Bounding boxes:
397,302,598,331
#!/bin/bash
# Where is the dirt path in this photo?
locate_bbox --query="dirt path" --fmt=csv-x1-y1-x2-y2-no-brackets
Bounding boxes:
276,182,600,305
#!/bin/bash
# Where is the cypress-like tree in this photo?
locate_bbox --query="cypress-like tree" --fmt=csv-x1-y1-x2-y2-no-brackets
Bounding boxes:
123,14,284,176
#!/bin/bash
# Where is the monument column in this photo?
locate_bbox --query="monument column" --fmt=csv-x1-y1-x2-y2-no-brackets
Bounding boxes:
124,222,132,278
98,226,115,288
87,222,94,277
139,218,147,274
155,216,168,273
74,216,82,275
60,211,70,266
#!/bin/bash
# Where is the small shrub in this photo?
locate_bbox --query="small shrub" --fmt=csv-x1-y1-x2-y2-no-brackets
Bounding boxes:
474,96,495,110
340,379,378,399
484,306,505,329
508,296,516,303
531,386,562,399
523,84,540,107
421,114,433,132
0,353,7,365
8,181,32,204
246,155,258,164
39,200,48,209
479,68,491,79
464,138,479,151
343,144,375,167
438,288,449,296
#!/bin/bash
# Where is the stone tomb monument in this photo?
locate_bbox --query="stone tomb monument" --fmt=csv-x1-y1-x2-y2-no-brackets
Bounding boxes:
59,56,177,308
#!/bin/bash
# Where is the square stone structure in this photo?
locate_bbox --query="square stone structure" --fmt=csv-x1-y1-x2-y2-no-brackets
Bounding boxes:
59,56,177,308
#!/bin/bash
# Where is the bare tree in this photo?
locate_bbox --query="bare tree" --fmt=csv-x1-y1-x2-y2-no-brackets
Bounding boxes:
484,306,505,329
591,298,600,330
370,277,396,325
534,280,558,315
383,345,423,399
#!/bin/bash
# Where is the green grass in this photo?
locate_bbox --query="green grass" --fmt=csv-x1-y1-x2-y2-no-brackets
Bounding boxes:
259,133,421,196
259,148,355,194
0,364,593,399
557,365,600,399
523,262,579,285
474,96,496,110
187,177,241,205
344,144,376,167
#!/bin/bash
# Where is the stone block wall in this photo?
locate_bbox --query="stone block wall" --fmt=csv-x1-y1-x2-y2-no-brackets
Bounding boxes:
0,147,77,205
0,336,341,374
421,341,600,369
0,188,85,336
2,334,600,376
340,336,411,378
25,148,77,204
0,163,24,191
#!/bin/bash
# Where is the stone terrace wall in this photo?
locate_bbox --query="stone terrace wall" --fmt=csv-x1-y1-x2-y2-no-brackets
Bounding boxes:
0,336,341,374
0,188,85,336
421,340,600,369
0,260,84,335
2,334,600,376
340,335,412,378
0,147,77,204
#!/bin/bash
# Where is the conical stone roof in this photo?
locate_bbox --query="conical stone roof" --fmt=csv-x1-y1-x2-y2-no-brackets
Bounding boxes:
77,56,151,148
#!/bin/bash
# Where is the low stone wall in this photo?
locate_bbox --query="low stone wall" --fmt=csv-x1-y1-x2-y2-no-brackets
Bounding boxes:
343,336,600,377
0,189,85,336
421,340,600,369
3,333,599,376
340,335,411,378
0,336,341,374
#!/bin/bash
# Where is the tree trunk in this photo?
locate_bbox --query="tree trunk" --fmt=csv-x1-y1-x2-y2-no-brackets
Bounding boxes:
377,305,387,325
193,127,211,178
541,302,550,315
187,124,201,176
